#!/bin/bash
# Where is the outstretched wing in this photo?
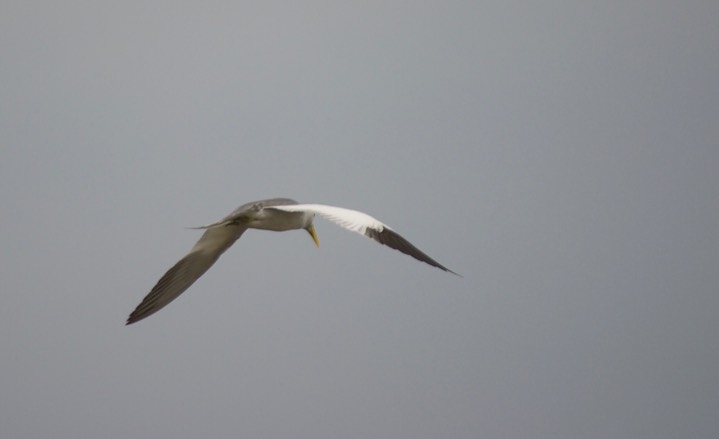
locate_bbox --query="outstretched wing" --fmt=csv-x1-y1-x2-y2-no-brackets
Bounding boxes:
127,224,247,324
267,204,458,275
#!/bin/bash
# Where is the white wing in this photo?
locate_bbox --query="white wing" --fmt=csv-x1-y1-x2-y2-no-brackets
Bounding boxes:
269,204,386,234
267,203,458,275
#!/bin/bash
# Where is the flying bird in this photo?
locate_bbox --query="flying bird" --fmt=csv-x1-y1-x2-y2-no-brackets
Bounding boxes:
127,198,458,324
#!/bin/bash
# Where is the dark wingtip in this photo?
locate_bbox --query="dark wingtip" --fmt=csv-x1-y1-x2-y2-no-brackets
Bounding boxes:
366,227,460,276
433,263,462,277
445,268,463,277
126,312,140,325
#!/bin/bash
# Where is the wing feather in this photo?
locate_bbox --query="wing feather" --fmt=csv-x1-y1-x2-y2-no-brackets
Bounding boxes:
126,225,246,324
268,204,458,275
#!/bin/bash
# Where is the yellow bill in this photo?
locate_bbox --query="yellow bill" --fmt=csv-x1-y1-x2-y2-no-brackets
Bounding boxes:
306,224,320,247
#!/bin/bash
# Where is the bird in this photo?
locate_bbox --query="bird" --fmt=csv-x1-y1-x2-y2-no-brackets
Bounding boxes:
127,198,458,324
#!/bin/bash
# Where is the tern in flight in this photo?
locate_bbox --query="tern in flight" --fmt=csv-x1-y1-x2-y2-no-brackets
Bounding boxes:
127,198,458,324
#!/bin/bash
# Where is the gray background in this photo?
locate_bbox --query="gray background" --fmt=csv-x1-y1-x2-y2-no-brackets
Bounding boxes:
2,1,718,438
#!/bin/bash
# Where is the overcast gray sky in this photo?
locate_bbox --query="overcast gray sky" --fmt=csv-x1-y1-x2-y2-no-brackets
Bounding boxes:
2,1,718,438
